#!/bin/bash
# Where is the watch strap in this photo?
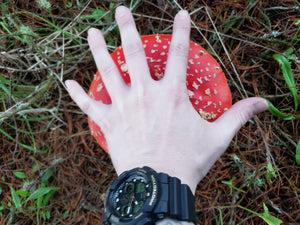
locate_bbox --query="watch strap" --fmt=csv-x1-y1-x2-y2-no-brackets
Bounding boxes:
154,172,196,223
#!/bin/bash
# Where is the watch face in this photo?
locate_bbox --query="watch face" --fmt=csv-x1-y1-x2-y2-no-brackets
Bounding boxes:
111,174,152,218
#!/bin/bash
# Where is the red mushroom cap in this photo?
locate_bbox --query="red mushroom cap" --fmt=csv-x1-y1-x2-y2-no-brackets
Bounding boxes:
88,34,232,152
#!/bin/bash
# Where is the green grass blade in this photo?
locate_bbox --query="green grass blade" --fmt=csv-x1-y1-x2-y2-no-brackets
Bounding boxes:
25,187,60,203
10,186,22,210
296,140,300,165
238,204,282,225
13,171,27,179
18,11,81,45
0,128,46,153
273,53,299,111
265,99,295,120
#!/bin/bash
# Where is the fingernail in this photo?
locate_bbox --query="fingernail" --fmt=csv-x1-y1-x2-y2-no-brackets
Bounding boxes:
253,98,269,114
65,80,72,90
116,6,127,17
88,28,98,39
178,10,189,17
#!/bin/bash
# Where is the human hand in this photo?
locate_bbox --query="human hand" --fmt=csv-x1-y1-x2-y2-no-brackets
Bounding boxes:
65,6,268,193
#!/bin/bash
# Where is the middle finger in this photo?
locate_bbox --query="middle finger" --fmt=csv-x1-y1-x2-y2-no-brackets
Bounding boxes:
115,6,153,89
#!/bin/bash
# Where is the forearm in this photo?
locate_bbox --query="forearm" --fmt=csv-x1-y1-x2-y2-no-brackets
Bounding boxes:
156,219,194,225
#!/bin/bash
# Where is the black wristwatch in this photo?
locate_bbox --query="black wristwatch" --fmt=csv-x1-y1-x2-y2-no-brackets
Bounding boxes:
103,166,196,224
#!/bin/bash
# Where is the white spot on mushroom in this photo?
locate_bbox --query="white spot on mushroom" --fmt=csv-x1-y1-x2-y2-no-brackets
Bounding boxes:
194,54,199,59
207,62,211,66
198,109,217,120
199,50,205,55
188,59,194,65
143,44,147,48
215,66,220,70
188,90,194,98
155,72,163,79
203,101,212,108
213,103,217,109
195,69,198,73
97,83,103,92
204,76,210,81
149,58,156,63
200,69,203,73
195,100,199,105
192,82,199,90
205,67,209,72
155,35,162,43
151,49,157,54
160,52,166,56
199,96,203,101
163,45,168,49
197,77,203,84
219,101,222,106
153,44,158,47
213,89,218,95
121,63,128,73
205,88,211,95
213,73,217,78
144,40,148,43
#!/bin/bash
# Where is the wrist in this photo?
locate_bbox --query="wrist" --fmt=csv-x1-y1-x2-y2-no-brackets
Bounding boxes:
120,162,198,193
156,218,194,224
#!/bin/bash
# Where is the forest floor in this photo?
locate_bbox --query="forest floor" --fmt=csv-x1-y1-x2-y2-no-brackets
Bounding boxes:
0,0,299,224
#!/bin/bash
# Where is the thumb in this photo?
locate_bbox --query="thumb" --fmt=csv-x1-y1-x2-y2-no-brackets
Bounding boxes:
215,97,268,137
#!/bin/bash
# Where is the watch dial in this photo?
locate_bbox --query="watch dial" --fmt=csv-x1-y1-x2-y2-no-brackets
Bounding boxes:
112,174,152,218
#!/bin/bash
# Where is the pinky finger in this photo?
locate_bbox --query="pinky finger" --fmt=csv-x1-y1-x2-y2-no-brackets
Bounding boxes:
65,80,110,125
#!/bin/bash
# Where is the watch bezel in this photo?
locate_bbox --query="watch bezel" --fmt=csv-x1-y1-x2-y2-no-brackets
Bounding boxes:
104,167,160,224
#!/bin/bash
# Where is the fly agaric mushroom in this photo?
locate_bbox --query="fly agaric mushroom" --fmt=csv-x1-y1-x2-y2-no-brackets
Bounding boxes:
88,34,232,152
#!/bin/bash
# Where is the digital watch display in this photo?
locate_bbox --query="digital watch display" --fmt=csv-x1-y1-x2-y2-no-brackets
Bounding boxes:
111,175,152,218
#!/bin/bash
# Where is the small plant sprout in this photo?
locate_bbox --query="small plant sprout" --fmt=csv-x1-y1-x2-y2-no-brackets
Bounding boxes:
222,177,246,196
265,162,276,183
36,0,51,11
17,25,39,45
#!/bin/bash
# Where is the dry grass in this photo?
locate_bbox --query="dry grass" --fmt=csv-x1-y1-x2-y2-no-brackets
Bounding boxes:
0,0,299,224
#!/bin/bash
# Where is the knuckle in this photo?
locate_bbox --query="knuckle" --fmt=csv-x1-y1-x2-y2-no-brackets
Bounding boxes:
80,101,91,115
237,109,251,126
100,64,118,79
124,41,144,58
169,42,189,58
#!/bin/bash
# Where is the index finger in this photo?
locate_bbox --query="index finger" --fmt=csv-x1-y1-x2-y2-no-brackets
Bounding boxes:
115,6,153,88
